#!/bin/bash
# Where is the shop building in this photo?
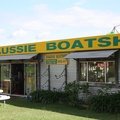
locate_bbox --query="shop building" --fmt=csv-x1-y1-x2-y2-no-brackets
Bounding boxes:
0,34,120,95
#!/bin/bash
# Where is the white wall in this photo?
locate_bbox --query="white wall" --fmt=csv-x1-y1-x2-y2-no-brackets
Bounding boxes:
40,55,77,91
67,59,77,83
50,65,65,91
40,59,49,90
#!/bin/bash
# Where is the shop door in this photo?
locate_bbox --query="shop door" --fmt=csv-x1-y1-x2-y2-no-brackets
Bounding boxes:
11,64,24,95
0,64,11,94
24,63,36,95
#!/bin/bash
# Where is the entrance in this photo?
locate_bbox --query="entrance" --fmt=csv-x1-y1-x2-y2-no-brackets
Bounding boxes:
11,64,24,95
24,63,36,95
0,62,37,95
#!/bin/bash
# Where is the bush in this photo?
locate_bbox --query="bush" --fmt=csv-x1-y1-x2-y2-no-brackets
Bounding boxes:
89,92,120,113
64,81,90,107
30,81,89,109
64,81,79,106
30,90,68,104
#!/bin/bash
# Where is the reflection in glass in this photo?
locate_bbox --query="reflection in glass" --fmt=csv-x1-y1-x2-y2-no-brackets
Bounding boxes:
106,62,115,83
1,64,11,93
80,62,87,81
24,63,36,95
79,61,116,83
88,62,105,82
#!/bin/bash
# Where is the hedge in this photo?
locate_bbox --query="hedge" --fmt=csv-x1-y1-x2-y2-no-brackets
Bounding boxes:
89,92,120,113
30,90,68,104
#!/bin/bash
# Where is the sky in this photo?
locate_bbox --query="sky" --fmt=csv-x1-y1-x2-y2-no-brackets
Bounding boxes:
0,0,120,46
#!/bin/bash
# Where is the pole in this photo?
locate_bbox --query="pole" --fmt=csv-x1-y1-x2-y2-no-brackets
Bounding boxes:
65,65,67,85
48,65,51,90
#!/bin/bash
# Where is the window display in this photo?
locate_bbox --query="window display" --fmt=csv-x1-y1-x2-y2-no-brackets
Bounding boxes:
24,63,36,95
0,64,11,93
79,61,115,83
88,62,105,82
80,62,87,81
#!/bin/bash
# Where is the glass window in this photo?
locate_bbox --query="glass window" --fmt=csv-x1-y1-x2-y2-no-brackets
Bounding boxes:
24,63,36,95
80,62,87,81
88,62,105,82
106,62,115,84
0,64,11,93
79,61,116,83
1,64,10,81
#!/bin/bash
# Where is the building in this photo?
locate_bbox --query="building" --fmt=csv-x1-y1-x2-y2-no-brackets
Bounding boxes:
0,33,120,95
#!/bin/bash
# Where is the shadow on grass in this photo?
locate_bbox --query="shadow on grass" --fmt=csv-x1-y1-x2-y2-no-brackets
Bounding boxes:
5,97,120,120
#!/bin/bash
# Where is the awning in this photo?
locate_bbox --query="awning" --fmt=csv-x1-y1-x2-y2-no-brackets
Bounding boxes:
0,54,37,61
64,50,117,59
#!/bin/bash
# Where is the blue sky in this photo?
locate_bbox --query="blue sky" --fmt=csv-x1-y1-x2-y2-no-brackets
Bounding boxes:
0,0,120,45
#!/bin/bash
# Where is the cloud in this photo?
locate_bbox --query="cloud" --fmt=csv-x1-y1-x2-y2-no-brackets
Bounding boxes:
0,34,4,39
1,2,120,45
12,29,28,37
33,4,49,13
0,28,7,43
0,28,5,33
31,4,120,31
73,0,87,6
28,4,120,39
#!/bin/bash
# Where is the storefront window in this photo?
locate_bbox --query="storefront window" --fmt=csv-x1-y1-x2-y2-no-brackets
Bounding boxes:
80,62,87,81
24,63,36,95
88,62,105,82
0,64,11,93
79,61,115,83
106,62,115,84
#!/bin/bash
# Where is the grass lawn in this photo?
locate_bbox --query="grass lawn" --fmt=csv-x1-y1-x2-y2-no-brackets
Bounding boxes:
0,97,120,120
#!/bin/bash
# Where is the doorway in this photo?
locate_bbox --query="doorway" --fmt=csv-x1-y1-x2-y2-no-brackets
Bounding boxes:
11,64,24,95
24,63,36,95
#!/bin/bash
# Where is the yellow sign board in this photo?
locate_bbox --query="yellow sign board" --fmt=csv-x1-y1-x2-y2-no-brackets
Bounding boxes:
44,53,68,65
45,34,120,53
0,34,119,56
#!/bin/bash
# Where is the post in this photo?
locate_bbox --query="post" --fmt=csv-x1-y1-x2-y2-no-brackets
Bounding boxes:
37,60,41,90
76,59,80,82
65,65,67,85
115,50,120,84
48,65,51,90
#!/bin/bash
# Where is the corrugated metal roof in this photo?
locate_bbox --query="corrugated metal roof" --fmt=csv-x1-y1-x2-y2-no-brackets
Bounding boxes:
64,50,117,59
0,54,37,60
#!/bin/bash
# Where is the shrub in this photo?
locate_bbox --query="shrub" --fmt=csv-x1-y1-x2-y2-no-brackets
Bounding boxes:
89,92,120,113
64,81,90,107
30,81,89,109
64,81,80,106
30,90,68,104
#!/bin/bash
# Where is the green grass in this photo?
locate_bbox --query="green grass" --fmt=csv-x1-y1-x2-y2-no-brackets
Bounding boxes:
0,97,120,120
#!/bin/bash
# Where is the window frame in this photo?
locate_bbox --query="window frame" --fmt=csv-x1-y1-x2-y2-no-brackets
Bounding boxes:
79,60,116,84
